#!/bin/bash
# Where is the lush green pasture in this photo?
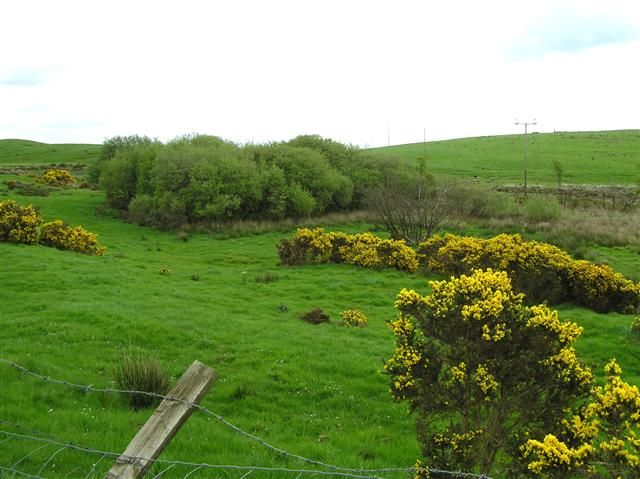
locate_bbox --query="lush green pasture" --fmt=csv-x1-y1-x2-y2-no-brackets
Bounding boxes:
368,130,640,186
1,180,638,478
0,139,101,166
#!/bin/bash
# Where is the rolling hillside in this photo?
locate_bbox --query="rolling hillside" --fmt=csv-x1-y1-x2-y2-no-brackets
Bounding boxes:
0,139,101,165
367,129,640,186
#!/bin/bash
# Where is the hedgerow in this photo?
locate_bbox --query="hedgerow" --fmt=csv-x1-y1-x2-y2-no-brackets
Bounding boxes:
418,233,640,313
277,228,417,272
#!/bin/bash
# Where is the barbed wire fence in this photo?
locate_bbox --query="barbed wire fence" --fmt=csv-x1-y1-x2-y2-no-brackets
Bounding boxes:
0,358,493,479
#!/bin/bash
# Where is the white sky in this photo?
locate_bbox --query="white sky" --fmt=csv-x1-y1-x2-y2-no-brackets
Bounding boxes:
1,0,639,147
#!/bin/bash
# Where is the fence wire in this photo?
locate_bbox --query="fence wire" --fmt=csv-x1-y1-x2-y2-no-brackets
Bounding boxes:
0,358,493,479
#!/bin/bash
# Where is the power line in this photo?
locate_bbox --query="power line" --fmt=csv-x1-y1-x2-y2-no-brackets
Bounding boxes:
514,119,537,196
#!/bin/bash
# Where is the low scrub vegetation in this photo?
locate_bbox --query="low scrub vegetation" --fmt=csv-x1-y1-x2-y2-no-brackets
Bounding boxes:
419,233,640,313
388,269,639,478
278,227,418,272
38,168,77,187
112,353,172,410
298,307,331,325
0,199,106,255
340,309,368,327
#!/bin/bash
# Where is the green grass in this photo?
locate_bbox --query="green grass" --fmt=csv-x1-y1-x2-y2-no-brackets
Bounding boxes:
368,130,640,186
1,136,638,478
0,139,101,166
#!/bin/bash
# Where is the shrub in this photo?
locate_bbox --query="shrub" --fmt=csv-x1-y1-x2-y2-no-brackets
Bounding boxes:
277,227,333,265
113,353,172,410
39,169,76,187
299,307,330,325
418,233,640,312
523,195,562,222
278,228,418,272
568,260,640,313
522,360,640,478
340,309,368,327
386,269,592,475
39,220,106,256
418,233,572,303
0,200,42,244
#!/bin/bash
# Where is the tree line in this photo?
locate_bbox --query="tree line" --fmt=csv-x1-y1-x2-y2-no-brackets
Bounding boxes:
90,134,411,228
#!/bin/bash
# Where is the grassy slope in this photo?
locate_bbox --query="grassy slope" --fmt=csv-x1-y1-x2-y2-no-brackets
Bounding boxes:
0,139,101,165
368,129,640,185
0,135,638,477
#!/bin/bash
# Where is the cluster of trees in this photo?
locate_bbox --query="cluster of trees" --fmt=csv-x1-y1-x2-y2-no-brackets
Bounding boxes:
90,134,408,228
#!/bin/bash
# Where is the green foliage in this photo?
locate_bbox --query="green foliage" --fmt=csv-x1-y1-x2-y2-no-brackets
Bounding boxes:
524,195,563,222
299,307,331,325
631,318,640,340
387,269,592,476
112,353,172,410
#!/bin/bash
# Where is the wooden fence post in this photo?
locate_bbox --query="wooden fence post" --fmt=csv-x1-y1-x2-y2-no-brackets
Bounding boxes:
105,360,217,479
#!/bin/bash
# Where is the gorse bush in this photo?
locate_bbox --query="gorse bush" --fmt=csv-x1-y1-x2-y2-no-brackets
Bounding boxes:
0,200,42,244
419,233,573,304
277,228,418,272
419,233,640,313
386,269,593,476
39,220,106,256
340,309,368,327
113,353,172,410
522,360,640,478
0,200,106,255
39,169,76,187
568,260,640,313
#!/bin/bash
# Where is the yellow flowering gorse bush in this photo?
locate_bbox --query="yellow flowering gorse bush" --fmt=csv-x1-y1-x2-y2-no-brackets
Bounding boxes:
418,233,639,313
278,228,417,272
523,360,640,478
39,220,106,256
0,200,42,244
0,200,106,255
386,268,593,475
39,168,77,187
340,309,368,327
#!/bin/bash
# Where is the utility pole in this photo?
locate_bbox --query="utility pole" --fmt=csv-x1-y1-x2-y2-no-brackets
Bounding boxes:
515,119,537,197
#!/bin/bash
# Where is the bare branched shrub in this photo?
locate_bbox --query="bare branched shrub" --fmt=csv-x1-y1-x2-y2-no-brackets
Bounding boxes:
365,175,451,246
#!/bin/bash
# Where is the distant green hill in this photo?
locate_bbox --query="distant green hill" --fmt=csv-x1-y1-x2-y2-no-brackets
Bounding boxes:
367,130,640,186
0,139,101,166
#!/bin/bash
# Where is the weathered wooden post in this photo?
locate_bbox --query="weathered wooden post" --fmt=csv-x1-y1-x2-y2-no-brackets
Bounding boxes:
105,360,217,479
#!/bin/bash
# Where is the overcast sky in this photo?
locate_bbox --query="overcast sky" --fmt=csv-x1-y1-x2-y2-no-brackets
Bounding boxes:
1,0,639,147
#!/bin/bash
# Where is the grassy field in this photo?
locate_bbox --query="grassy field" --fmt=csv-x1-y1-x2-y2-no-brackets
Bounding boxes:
368,129,640,186
0,139,101,166
0,135,639,478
